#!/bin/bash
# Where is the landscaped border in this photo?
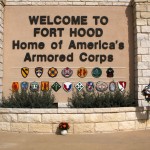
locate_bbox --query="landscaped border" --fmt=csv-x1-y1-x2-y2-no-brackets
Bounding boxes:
0,107,150,133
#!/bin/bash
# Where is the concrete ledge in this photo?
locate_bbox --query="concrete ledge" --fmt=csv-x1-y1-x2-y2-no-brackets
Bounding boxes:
0,107,150,134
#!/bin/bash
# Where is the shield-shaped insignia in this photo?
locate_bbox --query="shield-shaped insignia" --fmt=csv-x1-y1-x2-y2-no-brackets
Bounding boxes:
109,81,116,92
106,68,114,77
48,67,58,78
86,81,94,92
118,81,126,92
96,81,108,92
21,67,29,78
35,67,43,78
12,82,19,92
41,81,49,91
21,82,28,91
63,82,72,92
61,67,73,78
77,67,87,78
75,82,84,91
30,81,39,92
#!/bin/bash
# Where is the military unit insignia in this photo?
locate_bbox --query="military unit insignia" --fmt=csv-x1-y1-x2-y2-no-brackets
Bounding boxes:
96,81,108,92
75,82,84,91
12,82,19,92
118,81,126,92
51,82,61,92
106,68,114,77
21,82,28,91
41,81,49,91
30,81,39,92
109,81,116,92
48,67,58,78
142,83,150,101
77,67,87,78
35,67,43,78
86,81,94,92
63,82,72,92
61,67,73,78
21,67,29,78
92,67,102,78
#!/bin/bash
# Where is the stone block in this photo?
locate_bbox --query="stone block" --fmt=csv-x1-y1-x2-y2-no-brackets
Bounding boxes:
136,120,146,129
136,4,147,11
126,112,137,120
136,19,147,26
9,108,31,113
45,2,58,5
137,33,148,40
73,2,85,5
141,12,150,19
137,62,149,69
85,114,102,123
95,122,118,132
77,108,94,113
42,114,62,123
143,70,150,77
138,77,150,84
74,123,94,134
29,123,52,133
62,114,84,123
30,109,57,114
142,55,150,61
0,122,10,131
59,2,72,5
86,2,99,5
103,113,125,122
142,26,150,32
146,120,150,128
18,114,41,123
119,121,135,130
11,123,28,132
137,48,149,54
58,108,77,114
0,114,17,122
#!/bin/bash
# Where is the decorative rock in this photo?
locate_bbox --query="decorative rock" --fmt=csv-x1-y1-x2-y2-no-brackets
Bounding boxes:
119,121,135,130
11,123,28,132
18,114,41,123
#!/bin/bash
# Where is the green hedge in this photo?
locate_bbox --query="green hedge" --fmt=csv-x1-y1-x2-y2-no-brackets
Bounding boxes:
68,90,137,108
1,90,55,108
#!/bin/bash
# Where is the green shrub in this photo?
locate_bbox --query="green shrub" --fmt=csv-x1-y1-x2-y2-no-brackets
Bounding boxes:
1,90,55,108
68,90,137,108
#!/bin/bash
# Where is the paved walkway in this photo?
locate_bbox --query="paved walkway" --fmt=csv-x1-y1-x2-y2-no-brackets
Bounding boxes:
0,130,150,150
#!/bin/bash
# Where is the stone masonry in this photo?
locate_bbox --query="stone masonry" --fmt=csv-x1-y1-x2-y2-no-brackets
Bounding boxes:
0,107,150,134
0,0,149,106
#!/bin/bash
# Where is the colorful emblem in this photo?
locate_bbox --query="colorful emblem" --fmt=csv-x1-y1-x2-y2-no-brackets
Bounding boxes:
118,81,126,92
48,67,58,78
61,67,73,78
77,67,87,78
92,67,102,78
106,68,114,77
96,81,108,92
51,82,61,92
21,82,28,91
86,81,94,92
35,67,43,78
142,84,150,101
30,81,39,92
63,82,72,92
75,82,84,91
109,81,116,92
41,81,49,91
21,67,29,78
12,82,19,92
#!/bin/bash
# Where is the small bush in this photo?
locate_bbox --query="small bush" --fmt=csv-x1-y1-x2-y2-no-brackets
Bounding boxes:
68,90,137,108
1,90,55,108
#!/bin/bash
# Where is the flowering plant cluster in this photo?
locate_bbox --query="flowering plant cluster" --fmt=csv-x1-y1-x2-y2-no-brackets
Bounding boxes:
59,122,70,130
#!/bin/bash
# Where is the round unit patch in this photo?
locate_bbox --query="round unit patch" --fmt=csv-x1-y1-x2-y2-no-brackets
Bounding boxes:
61,67,73,78
96,81,108,92
77,67,87,78
48,67,58,78
86,81,94,92
92,67,102,78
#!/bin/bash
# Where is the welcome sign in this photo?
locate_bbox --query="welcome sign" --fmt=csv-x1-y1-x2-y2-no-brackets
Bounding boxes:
3,6,134,102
